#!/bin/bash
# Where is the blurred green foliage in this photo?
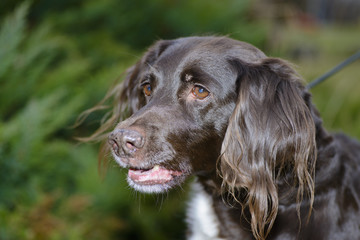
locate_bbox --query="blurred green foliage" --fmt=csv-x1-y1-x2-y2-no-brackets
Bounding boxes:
0,1,359,240
0,2,189,239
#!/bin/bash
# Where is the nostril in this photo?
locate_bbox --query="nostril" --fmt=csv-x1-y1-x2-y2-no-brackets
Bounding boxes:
108,138,120,154
123,133,144,150
108,128,145,156
126,141,135,150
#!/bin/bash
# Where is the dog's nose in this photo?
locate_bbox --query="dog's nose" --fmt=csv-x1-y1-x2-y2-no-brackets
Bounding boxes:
108,129,145,156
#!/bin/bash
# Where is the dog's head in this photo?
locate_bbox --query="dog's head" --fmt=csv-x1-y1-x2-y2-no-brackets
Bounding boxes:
103,36,316,239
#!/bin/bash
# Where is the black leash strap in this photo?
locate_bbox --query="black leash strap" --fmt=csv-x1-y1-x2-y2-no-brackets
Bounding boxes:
306,50,360,89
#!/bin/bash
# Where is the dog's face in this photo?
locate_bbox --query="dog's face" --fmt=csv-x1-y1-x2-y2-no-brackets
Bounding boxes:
107,36,317,239
108,37,267,193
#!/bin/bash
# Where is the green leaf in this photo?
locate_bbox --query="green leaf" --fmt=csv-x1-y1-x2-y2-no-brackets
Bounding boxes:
0,1,30,78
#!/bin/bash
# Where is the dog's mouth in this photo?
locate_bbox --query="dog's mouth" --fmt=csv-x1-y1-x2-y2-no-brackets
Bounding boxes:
128,165,183,186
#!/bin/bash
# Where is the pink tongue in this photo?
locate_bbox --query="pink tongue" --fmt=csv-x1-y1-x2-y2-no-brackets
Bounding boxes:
128,166,181,185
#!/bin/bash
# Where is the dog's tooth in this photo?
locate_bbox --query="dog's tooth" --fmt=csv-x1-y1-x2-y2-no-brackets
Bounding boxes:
153,165,160,171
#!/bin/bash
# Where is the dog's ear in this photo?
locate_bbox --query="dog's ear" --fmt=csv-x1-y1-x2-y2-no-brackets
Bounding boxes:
79,39,175,170
77,40,174,141
105,39,176,123
120,39,176,116
117,63,142,117
220,58,316,239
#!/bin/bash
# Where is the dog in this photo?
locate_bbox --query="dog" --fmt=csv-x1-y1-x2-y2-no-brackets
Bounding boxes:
93,36,360,239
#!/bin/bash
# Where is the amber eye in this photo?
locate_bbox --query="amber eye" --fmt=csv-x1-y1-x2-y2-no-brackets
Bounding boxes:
192,85,209,99
143,83,152,96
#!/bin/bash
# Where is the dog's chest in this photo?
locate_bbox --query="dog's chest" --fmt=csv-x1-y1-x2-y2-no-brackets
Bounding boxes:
186,182,224,240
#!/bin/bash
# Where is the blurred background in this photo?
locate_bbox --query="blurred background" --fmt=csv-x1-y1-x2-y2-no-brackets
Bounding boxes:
0,0,359,239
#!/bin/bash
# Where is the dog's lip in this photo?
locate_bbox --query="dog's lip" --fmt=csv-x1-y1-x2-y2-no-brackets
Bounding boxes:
128,165,183,186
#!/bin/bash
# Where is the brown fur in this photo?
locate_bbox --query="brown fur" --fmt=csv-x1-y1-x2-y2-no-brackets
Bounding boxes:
80,36,360,240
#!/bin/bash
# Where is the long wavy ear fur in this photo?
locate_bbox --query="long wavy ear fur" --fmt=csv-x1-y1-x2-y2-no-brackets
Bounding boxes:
74,63,140,173
76,39,175,141
220,58,316,240
76,39,175,170
76,65,138,142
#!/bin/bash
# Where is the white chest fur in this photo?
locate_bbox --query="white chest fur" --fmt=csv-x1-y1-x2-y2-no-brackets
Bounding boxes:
186,182,225,240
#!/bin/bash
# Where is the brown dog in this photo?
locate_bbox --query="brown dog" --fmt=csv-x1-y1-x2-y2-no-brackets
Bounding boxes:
91,36,360,239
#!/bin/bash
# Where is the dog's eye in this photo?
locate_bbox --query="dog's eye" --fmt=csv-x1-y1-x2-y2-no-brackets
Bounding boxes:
192,86,209,100
143,83,152,96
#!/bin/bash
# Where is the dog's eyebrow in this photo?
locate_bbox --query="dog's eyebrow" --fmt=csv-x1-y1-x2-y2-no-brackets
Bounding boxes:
184,73,193,82
181,65,221,89
139,64,162,84
147,63,161,76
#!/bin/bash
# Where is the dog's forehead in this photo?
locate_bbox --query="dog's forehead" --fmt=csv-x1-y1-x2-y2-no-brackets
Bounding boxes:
152,37,266,77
